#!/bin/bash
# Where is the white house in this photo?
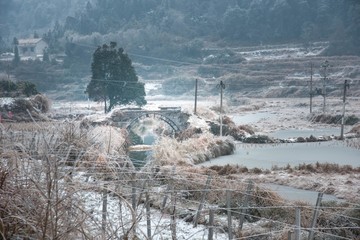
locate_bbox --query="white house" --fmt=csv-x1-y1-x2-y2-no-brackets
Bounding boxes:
17,38,48,60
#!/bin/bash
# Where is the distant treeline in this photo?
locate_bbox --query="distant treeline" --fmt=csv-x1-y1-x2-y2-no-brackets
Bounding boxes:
1,0,359,56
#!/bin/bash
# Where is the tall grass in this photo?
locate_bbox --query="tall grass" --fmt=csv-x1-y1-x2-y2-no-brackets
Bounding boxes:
0,121,133,239
151,133,235,166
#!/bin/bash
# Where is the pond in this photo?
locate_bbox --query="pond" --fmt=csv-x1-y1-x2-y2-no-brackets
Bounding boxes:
200,140,359,203
200,141,360,170
261,183,344,203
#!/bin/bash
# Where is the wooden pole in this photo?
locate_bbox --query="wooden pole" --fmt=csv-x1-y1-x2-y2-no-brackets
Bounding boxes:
239,180,253,230
208,208,214,240
321,60,329,113
170,185,177,240
288,230,293,240
194,175,212,227
131,172,137,237
194,78,198,115
146,191,152,240
226,190,233,240
340,80,350,140
295,207,301,240
131,172,137,211
161,166,176,212
310,62,313,113
308,192,323,240
219,81,225,137
102,184,108,236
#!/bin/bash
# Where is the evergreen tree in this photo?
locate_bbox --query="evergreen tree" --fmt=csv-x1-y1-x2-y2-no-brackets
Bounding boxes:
43,47,50,62
13,45,20,66
86,42,146,113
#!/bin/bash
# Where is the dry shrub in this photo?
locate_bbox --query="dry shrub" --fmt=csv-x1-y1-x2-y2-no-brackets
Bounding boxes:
295,162,359,174
227,128,244,141
152,133,235,166
237,124,255,135
316,201,360,239
87,125,127,155
346,138,360,149
0,121,134,239
309,113,359,125
222,115,235,126
0,98,49,122
210,104,228,114
110,109,125,121
298,163,317,172
253,187,295,222
350,124,360,135
209,164,249,175
193,106,218,120
0,145,89,239
31,94,51,113
175,127,202,140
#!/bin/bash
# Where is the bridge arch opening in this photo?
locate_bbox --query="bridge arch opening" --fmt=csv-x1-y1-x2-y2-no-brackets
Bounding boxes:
126,113,180,133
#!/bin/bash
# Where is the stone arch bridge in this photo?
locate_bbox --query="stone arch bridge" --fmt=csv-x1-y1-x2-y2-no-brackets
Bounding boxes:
111,107,189,132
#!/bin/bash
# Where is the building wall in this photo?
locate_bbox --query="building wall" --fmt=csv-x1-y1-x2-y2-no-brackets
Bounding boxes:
18,40,48,60
34,40,48,57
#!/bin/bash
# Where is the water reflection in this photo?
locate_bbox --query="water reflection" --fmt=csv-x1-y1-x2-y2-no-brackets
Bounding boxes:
129,150,152,169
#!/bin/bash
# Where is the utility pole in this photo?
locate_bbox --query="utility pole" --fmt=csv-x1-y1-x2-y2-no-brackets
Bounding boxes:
321,60,329,113
219,81,225,137
340,80,350,140
309,62,313,113
6,64,10,79
194,78,198,115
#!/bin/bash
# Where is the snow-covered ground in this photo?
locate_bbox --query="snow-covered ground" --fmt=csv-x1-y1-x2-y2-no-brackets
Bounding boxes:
42,96,360,239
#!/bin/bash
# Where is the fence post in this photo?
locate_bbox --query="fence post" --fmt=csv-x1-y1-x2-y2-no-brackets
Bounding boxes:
208,208,214,240
131,171,137,237
239,180,253,230
161,166,176,212
102,183,107,237
295,207,301,240
288,230,293,240
193,175,212,227
146,190,152,240
226,190,233,239
131,172,137,210
170,185,177,240
308,192,323,240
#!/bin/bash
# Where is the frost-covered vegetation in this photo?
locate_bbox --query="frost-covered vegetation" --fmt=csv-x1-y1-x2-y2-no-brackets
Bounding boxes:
152,133,235,166
1,0,360,100
1,121,359,239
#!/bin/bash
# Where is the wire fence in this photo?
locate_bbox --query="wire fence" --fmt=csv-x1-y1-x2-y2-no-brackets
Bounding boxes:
0,122,359,240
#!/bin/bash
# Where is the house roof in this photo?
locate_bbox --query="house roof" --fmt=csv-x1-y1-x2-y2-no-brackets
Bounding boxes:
18,38,43,46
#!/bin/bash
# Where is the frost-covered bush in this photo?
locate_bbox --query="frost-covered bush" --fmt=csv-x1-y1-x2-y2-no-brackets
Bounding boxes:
309,113,359,125
31,94,50,113
151,133,235,166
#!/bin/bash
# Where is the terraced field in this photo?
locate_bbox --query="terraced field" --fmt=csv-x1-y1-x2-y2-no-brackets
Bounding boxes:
137,42,360,100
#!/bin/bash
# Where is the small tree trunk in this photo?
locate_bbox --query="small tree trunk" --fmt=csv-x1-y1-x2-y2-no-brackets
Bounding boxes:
103,96,107,113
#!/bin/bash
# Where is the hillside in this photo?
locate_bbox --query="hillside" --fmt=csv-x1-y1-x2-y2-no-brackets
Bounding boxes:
0,0,359,100
140,42,360,100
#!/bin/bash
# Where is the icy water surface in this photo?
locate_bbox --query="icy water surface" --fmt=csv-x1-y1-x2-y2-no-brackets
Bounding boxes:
200,141,360,169
261,183,344,203
200,141,359,203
